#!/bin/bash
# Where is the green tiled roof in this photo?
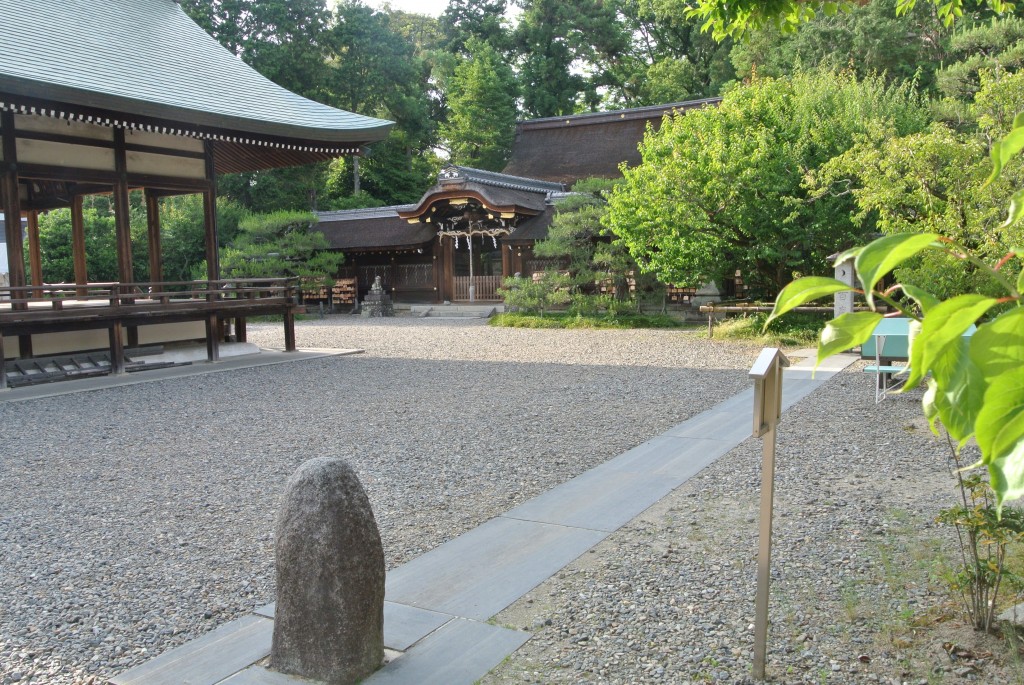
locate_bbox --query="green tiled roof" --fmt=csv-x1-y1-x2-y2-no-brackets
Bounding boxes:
0,0,392,145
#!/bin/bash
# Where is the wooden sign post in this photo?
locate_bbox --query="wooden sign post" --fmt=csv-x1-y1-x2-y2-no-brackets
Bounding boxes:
749,347,789,680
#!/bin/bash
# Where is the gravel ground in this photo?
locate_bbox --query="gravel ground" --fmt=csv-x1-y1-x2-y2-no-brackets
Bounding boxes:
1,316,765,684
481,357,1024,684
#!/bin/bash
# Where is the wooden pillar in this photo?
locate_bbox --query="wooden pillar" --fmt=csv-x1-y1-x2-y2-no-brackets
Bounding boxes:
441,236,454,302
0,330,6,390
1,111,26,305
71,195,88,295
26,211,42,296
109,322,125,375
205,314,220,362
145,189,162,288
235,317,247,343
203,141,219,282
284,310,296,352
112,129,133,285
501,240,513,279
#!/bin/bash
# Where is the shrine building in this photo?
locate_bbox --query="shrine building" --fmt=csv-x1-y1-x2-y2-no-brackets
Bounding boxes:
0,0,392,388
315,98,721,304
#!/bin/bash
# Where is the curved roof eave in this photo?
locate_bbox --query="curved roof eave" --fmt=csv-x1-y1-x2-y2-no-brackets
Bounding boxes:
0,0,393,145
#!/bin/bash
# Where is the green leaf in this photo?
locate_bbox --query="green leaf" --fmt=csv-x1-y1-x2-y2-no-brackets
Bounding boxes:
831,244,864,267
854,233,941,307
986,125,1024,187
923,378,942,436
975,366,1024,507
765,276,854,328
905,294,999,392
817,311,882,367
926,337,984,446
1014,112,1024,129
970,309,1024,382
1002,188,1024,229
900,284,939,314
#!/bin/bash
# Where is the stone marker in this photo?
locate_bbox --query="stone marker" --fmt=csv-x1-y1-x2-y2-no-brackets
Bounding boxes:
272,458,385,684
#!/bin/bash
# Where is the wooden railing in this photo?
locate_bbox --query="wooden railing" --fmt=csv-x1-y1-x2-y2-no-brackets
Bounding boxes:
0,278,299,311
453,275,503,301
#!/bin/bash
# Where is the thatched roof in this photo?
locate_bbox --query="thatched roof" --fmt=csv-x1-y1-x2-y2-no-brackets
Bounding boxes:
502,98,721,185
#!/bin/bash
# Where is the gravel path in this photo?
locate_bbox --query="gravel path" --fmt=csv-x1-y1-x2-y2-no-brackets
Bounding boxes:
1,317,764,684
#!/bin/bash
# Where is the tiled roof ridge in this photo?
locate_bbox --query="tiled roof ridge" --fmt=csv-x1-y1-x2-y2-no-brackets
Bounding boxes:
317,205,414,222
516,97,722,129
442,165,565,194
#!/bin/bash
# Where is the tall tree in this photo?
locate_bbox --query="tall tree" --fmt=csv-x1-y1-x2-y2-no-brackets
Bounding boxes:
729,0,949,93
604,70,930,296
513,0,627,116
440,0,510,54
441,38,518,170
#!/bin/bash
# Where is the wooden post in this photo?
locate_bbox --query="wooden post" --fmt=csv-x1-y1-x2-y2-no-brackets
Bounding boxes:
203,141,219,282
284,309,296,352
236,317,247,343
205,314,220,362
71,195,88,296
0,330,6,390
442,236,454,302
26,211,42,297
1,110,26,310
748,348,790,681
112,129,134,286
109,321,125,375
145,189,163,288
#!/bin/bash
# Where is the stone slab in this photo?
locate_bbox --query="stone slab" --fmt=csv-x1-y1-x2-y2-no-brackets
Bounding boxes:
383,602,453,651
609,437,737,480
110,614,272,685
364,618,530,685
218,665,311,685
665,409,752,441
250,601,452,652
504,468,678,531
385,517,605,621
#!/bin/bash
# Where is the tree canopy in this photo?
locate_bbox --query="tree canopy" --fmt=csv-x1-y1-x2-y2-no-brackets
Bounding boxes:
604,70,930,297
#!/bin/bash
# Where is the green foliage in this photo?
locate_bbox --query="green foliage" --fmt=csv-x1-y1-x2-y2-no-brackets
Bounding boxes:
936,16,1024,101
513,0,628,116
685,0,1017,41
813,73,1024,299
497,272,572,316
937,462,1024,631
712,311,826,346
205,210,343,286
605,69,930,298
490,311,683,329
34,193,152,283
159,195,245,283
766,221,1024,507
440,0,510,54
729,0,948,92
441,38,518,170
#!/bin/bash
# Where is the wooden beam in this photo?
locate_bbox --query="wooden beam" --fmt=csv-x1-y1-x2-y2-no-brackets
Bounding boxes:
71,195,88,295
145,189,162,284
26,211,43,297
1,111,26,304
112,129,133,284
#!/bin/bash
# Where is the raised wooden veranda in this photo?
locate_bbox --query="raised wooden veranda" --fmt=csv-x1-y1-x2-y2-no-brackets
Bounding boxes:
0,277,301,390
